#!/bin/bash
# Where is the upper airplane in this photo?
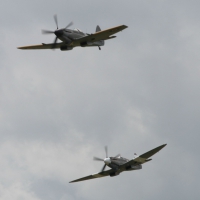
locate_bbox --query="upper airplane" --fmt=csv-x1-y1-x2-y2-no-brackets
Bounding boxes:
70,144,167,183
18,15,128,51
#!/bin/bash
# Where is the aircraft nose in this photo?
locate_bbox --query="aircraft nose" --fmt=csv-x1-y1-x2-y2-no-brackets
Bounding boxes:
104,158,111,164
54,29,63,37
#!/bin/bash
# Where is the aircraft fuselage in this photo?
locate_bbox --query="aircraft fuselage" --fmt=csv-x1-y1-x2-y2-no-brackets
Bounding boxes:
108,156,142,172
56,28,104,47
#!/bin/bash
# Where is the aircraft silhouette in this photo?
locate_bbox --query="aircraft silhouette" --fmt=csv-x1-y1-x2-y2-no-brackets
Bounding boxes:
70,144,167,183
18,15,128,51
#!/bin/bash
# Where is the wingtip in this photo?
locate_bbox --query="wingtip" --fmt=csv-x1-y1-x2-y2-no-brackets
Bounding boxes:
160,144,167,148
158,144,167,150
121,25,128,29
17,46,27,50
69,180,76,183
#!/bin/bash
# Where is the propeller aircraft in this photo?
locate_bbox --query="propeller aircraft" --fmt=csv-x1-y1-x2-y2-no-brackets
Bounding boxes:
70,144,167,183
18,15,128,51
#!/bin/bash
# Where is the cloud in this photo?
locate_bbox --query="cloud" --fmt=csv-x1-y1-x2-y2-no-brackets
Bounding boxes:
0,0,199,199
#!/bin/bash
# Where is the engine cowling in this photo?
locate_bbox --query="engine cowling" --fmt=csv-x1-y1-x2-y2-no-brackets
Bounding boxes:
60,46,73,51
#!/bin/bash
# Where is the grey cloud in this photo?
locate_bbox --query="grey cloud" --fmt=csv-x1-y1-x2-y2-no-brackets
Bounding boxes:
0,0,200,199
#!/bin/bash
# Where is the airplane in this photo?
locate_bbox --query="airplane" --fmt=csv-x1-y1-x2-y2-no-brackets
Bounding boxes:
18,15,128,51
70,144,167,183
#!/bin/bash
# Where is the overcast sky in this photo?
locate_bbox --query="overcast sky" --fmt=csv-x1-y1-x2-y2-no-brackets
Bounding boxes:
0,0,199,199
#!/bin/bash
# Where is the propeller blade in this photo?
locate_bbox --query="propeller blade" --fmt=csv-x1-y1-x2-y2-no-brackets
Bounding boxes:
54,14,58,29
105,146,108,158
114,154,121,158
52,37,58,49
93,157,104,161
101,164,106,172
42,30,55,34
65,21,73,29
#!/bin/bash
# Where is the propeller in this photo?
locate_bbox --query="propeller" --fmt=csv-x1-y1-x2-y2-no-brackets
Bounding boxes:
94,146,120,172
93,146,108,172
52,36,58,49
42,15,59,35
42,30,54,34
93,157,104,161
65,21,74,29
41,15,73,49
105,146,108,158
54,14,58,29
101,164,106,172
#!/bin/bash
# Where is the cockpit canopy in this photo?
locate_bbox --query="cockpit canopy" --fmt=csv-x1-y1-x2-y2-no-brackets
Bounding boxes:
73,28,82,33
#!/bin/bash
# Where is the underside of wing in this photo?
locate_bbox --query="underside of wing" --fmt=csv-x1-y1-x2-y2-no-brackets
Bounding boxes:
17,42,64,50
120,144,167,169
71,25,128,46
69,169,113,183
139,144,167,159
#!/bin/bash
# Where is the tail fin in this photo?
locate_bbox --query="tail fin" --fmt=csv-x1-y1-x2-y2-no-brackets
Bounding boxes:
96,25,104,48
96,25,101,32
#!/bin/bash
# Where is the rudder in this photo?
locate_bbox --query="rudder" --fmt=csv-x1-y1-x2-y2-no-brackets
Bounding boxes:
96,25,101,32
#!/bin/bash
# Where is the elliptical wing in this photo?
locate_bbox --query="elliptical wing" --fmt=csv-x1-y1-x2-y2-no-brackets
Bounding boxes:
18,42,65,50
70,169,114,183
120,144,167,169
71,25,128,46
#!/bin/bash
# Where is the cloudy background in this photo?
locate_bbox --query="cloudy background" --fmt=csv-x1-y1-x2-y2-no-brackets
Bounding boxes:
0,0,199,199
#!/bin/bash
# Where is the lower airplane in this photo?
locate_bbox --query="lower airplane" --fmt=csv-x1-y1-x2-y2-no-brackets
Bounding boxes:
18,15,128,51
70,144,167,183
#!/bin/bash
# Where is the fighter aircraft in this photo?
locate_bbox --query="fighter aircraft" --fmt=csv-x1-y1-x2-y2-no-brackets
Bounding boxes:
18,15,128,51
70,144,166,183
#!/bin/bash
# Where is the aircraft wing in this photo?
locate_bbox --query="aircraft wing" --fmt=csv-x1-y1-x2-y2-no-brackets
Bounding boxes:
120,144,167,169
70,169,114,183
18,42,64,50
71,25,128,46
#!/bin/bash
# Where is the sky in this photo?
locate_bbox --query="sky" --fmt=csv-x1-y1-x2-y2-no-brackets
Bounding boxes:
0,0,199,199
